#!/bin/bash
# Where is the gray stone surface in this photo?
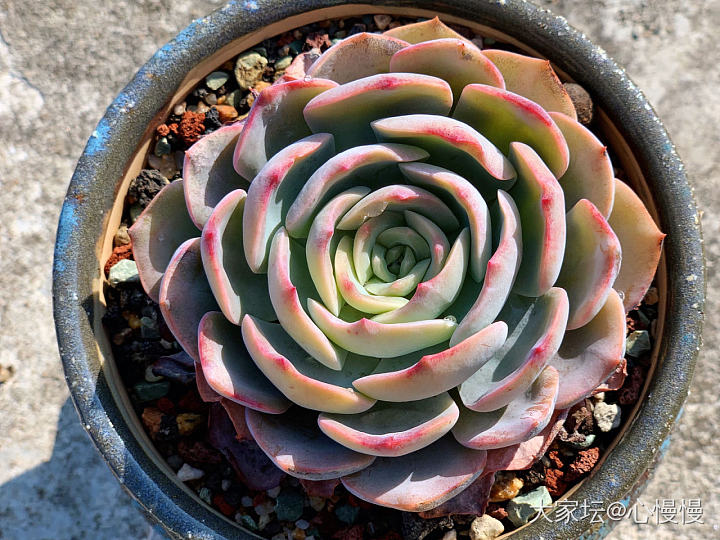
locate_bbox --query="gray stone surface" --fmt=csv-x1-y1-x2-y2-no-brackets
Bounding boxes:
0,1,716,539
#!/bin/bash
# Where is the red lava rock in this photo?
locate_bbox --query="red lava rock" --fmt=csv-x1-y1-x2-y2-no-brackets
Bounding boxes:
377,533,402,540
306,32,332,50
104,244,133,275
300,478,339,498
486,503,508,521
333,524,364,540
141,407,163,439
156,124,170,137
177,439,223,465
213,494,237,516
619,365,645,405
545,468,568,498
178,388,207,413
179,110,206,145
547,449,564,469
566,447,600,481
156,397,175,414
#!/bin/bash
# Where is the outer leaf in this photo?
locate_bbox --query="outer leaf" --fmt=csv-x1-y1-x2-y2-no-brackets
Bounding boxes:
399,162,492,282
383,16,471,44
549,111,615,217
129,180,198,302
183,121,248,229
373,115,516,195
508,142,566,297
336,184,459,232
158,238,219,360
268,227,346,370
451,191,522,346
608,179,665,311
243,133,335,272
241,315,377,414
307,299,457,358
318,393,459,457
453,365,559,449
307,32,409,83
198,312,291,414
341,436,487,512
550,289,626,408
453,84,570,178
285,144,428,238
353,322,507,402
389,38,504,101
419,472,495,518
245,408,375,480
303,73,453,151
306,187,370,316
459,288,568,412
372,228,470,323
233,79,338,180
195,360,223,402
201,189,275,324
556,199,621,330
482,49,576,119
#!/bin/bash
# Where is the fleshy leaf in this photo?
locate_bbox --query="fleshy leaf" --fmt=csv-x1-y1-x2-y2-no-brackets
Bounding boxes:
399,162,492,282
335,235,410,314
336,184,459,232
403,210,450,280
306,187,370,316
246,408,375,480
158,238,219,360
377,226,431,259
285,144,428,238
183,121,249,229
268,227,346,370
318,393,459,457
459,288,568,412
508,142,566,297
307,32,409,83
389,39,504,101
608,179,665,311
373,115,516,195
353,212,405,284
195,360,223,402
484,409,568,472
129,180,198,302
201,189,275,324
304,73,453,151
233,79,338,180
549,111,615,217
383,16,471,44
453,365,559,449
354,322,507,402
341,436,487,512
198,312,291,414
556,199,621,330
419,471,494,518
243,133,335,272
482,49,576,119
372,228,470,323
451,191,522,346
365,259,430,296
453,84,570,178
550,289,626,408
241,315,377,414
307,299,457,358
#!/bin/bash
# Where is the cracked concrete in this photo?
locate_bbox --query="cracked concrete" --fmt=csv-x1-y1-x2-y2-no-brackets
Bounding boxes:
0,1,717,539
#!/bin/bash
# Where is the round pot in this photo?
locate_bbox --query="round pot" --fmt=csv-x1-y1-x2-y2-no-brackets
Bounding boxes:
53,1,704,538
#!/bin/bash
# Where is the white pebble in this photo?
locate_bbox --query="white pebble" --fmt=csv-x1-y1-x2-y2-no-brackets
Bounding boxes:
176,463,204,482
295,519,310,530
594,401,622,432
266,486,281,498
241,496,253,507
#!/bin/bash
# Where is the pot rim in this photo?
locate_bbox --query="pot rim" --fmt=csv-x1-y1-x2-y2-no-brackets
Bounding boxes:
53,1,704,538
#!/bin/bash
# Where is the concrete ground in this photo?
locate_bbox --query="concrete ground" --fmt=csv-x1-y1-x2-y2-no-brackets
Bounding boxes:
0,1,716,539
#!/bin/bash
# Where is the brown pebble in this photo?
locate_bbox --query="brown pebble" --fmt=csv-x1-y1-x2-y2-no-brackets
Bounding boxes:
485,503,508,521
215,104,239,123
489,472,523,502
644,287,659,305
114,224,131,246
177,413,205,436
127,314,142,330
141,407,164,439
564,82,593,125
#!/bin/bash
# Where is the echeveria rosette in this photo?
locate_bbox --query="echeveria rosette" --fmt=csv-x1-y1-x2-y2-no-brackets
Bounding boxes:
129,18,665,514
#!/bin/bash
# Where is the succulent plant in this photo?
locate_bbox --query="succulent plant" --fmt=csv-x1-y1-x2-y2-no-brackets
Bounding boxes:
129,17,664,514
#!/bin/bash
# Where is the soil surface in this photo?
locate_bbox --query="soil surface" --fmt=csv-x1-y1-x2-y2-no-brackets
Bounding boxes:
0,1,717,539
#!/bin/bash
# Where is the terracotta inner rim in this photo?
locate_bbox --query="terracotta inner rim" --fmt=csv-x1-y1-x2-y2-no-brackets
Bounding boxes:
90,5,668,534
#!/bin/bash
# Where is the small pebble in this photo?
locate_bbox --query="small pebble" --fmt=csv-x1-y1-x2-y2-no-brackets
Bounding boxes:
295,519,310,530
133,380,171,402
177,413,204,436
275,490,304,521
221,479,231,491
114,224,131,246
442,530,458,540
258,514,272,530
108,259,139,286
644,287,659,305
236,513,258,530
140,316,159,339
255,501,275,516
489,472,523,502
224,89,242,109
166,454,183,471
144,364,164,383
506,486,552,527
267,486,282,498
205,93,218,106
154,136,171,157
592,391,605,402
206,71,230,90
626,330,651,358
235,51,268,90
469,514,504,540
215,104,239,123
334,30,347,39
127,313,142,330
275,55,293,71
569,433,596,449
564,82,593,125
173,102,186,116
177,463,205,482
198,487,212,504
308,496,325,511
335,504,360,524
270,534,285,540
241,495,254,507
593,401,621,432
373,14,392,30
147,154,177,178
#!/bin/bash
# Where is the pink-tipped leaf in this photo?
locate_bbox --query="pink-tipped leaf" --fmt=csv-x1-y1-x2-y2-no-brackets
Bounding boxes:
383,16,471,44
